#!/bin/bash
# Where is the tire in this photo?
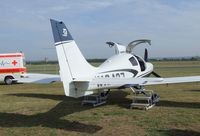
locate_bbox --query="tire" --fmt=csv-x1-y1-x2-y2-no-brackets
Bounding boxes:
4,76,13,85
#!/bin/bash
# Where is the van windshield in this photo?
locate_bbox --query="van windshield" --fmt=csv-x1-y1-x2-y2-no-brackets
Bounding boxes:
23,57,26,67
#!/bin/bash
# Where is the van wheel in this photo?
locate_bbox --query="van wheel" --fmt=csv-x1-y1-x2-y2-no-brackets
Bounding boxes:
4,76,13,85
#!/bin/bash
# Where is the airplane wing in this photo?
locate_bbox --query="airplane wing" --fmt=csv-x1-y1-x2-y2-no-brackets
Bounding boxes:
89,76,200,89
16,73,60,83
143,76,200,85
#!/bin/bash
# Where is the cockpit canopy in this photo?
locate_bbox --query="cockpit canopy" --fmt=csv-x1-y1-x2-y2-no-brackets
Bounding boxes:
106,39,151,54
106,42,126,54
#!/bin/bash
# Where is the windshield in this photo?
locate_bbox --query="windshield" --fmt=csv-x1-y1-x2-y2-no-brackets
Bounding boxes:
135,55,146,71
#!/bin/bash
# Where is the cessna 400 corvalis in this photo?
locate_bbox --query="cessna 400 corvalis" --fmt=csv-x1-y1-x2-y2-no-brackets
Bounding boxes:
48,19,200,107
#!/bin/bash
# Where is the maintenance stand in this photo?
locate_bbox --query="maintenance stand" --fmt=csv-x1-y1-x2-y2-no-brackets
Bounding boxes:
82,91,109,107
130,87,160,110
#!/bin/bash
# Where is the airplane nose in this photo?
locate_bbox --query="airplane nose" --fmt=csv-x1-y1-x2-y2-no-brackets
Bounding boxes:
146,62,153,72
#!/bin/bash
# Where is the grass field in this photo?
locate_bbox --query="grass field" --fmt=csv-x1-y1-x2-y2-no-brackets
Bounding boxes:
0,61,200,136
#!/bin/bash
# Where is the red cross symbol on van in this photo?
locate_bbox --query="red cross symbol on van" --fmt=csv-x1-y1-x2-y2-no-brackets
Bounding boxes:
12,60,18,66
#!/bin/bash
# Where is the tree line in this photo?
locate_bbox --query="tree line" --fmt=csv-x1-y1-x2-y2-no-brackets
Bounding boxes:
26,56,200,65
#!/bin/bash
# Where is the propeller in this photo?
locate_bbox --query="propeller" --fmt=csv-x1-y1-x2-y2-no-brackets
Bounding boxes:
143,48,161,77
144,48,148,62
151,71,161,77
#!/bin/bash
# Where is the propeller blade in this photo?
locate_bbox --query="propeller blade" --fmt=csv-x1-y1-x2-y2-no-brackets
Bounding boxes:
151,71,161,77
144,48,148,62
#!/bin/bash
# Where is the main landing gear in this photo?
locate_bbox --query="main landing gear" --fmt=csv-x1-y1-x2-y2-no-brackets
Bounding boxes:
130,86,160,110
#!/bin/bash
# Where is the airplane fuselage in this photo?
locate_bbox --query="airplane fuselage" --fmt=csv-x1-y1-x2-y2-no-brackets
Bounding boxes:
96,53,153,78
74,53,154,93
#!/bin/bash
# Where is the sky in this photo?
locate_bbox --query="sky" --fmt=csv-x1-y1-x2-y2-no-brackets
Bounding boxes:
0,0,200,60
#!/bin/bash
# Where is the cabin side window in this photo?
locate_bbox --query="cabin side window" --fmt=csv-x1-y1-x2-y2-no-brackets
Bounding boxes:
129,57,138,66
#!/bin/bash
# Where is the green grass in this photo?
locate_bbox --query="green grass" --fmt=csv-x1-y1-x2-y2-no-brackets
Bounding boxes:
152,61,200,77
0,61,200,136
26,64,59,74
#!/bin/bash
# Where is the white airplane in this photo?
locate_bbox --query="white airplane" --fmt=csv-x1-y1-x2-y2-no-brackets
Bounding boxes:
49,18,200,103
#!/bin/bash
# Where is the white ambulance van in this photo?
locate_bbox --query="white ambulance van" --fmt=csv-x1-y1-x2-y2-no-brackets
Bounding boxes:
0,53,26,85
